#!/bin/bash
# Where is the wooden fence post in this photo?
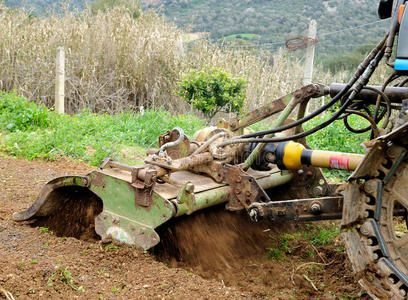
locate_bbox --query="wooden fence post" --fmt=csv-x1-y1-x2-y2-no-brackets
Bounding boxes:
55,47,65,114
303,20,317,114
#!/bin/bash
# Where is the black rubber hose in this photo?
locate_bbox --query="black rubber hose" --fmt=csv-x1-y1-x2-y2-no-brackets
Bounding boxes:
220,45,386,146
239,84,351,139
220,98,353,145
238,34,389,139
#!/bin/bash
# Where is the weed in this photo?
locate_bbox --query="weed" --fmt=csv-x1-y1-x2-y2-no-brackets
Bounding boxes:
28,287,35,294
47,266,84,292
29,260,38,264
336,245,345,253
104,243,120,251
304,250,314,258
17,262,25,269
39,226,50,234
267,248,283,260
98,268,106,275
307,264,323,274
80,249,88,255
303,224,341,246
279,233,295,254
61,237,67,242
268,233,296,260
112,287,120,293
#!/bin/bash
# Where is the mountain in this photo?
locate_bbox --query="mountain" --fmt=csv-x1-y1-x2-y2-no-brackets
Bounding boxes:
3,0,87,13
2,0,390,60
142,0,389,59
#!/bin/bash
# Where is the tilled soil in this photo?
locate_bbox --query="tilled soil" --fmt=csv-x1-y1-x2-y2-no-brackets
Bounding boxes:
0,155,368,299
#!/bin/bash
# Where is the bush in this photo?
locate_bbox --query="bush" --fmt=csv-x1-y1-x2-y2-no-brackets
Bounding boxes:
0,92,204,165
177,66,246,121
0,91,51,131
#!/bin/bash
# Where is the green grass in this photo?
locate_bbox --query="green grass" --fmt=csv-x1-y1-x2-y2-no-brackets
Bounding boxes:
0,91,371,179
0,91,204,166
268,223,341,261
302,223,341,246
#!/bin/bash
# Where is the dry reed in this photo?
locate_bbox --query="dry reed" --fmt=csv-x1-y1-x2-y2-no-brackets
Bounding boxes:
0,4,392,114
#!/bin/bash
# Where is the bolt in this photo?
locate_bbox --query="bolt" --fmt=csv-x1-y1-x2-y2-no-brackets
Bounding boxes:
166,157,172,165
360,222,372,236
249,209,258,222
310,202,321,215
364,180,377,194
386,147,398,159
81,177,89,187
312,186,323,196
152,154,158,161
185,183,194,193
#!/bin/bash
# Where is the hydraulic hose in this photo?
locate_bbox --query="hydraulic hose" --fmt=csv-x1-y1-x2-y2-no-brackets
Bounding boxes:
220,43,386,146
237,34,389,140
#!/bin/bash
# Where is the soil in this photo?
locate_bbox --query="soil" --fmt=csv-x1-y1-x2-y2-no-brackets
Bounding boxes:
0,155,369,299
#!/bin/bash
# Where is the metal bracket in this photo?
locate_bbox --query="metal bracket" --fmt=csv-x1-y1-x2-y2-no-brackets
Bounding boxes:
176,182,196,215
131,167,156,207
223,164,271,211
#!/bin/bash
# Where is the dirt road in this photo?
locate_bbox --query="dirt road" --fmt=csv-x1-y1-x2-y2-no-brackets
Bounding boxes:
0,155,366,299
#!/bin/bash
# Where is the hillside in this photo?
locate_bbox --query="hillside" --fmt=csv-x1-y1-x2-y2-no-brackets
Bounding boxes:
142,0,389,59
3,0,390,61
3,0,87,12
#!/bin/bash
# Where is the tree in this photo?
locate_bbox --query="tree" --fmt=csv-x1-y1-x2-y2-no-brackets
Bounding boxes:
90,0,140,18
177,66,246,122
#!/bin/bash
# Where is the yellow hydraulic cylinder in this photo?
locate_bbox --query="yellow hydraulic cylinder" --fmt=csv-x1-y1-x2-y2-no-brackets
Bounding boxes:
277,141,364,171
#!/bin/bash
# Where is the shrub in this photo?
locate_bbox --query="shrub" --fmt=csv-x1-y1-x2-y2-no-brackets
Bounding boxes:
0,92,204,165
0,91,51,131
177,66,246,121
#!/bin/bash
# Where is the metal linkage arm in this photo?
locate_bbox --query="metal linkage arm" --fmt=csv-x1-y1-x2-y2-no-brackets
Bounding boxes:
248,196,344,222
229,84,327,132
